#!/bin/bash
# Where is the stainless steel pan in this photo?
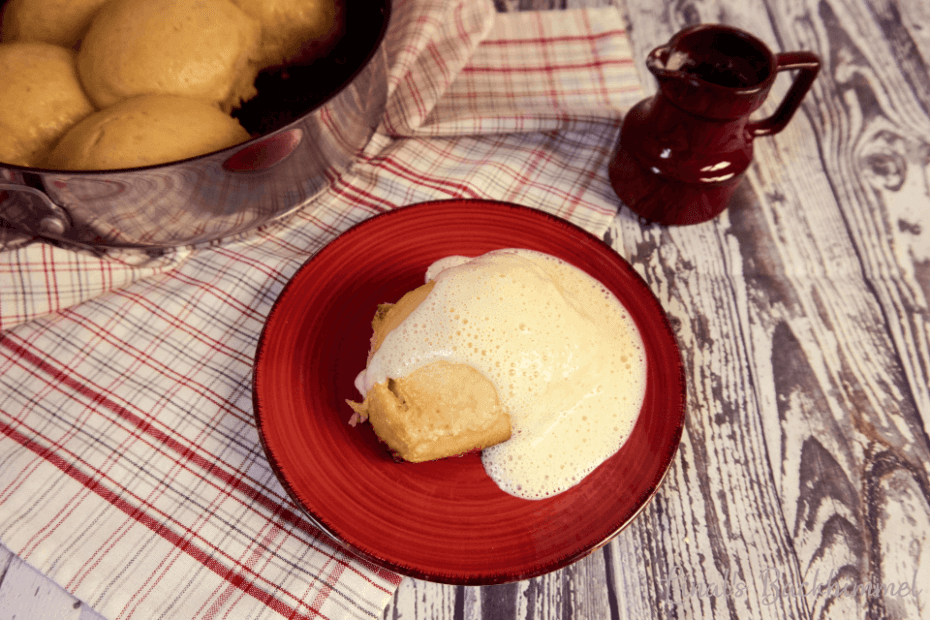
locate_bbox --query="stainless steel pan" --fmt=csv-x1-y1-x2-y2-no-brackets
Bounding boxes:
0,0,390,249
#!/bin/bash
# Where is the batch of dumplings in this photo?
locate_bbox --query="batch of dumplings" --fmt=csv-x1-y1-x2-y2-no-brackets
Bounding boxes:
0,0,338,169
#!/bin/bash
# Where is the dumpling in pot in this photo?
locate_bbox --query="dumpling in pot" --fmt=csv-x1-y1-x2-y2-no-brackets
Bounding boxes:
77,0,262,111
0,0,110,48
44,94,249,170
0,42,95,167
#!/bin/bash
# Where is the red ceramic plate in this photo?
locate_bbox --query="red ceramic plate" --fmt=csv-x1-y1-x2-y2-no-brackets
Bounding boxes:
253,199,685,584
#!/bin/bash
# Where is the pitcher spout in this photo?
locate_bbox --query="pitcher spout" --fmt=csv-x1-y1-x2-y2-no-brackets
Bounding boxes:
645,45,691,85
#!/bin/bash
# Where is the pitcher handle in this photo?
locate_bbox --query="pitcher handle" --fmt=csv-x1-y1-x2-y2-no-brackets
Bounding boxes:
749,51,821,137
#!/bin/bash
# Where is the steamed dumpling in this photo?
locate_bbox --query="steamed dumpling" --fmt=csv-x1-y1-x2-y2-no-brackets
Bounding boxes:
0,0,110,48
0,42,95,166
44,94,250,170
77,0,262,111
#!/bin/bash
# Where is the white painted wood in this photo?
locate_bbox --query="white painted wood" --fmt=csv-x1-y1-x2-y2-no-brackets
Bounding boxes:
0,543,108,620
0,546,12,587
77,605,108,620
0,553,82,620
603,1,930,620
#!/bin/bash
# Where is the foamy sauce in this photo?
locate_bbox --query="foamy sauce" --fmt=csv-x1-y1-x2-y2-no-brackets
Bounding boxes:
356,249,646,499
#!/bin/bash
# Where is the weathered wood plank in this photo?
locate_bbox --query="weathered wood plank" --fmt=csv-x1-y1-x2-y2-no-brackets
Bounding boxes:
77,604,107,620
742,1,930,616
0,555,82,620
387,552,617,620
609,217,810,618
807,0,930,422
0,546,11,588
606,0,930,619
0,546,106,620
512,552,613,620
385,580,461,620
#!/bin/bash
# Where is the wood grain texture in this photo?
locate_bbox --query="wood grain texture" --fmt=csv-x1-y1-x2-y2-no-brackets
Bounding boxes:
610,0,930,617
385,0,930,618
0,554,82,620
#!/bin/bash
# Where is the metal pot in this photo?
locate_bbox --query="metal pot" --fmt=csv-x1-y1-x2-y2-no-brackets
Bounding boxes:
0,0,390,249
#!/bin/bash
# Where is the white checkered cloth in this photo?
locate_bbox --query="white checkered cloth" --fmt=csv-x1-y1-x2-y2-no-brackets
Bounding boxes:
0,1,644,618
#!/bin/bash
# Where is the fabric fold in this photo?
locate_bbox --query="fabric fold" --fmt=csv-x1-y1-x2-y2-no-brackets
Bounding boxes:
377,0,497,136
396,7,643,137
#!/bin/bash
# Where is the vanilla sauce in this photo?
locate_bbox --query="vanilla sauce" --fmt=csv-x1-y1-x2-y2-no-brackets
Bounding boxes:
356,249,646,499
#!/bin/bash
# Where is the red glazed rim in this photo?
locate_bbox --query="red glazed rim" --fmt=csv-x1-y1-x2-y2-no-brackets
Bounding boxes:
252,199,686,584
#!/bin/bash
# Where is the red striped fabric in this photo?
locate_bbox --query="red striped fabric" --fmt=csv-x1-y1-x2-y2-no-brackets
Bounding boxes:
0,3,644,619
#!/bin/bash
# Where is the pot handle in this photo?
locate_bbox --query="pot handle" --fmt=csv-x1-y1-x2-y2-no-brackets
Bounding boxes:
749,51,821,137
0,182,72,237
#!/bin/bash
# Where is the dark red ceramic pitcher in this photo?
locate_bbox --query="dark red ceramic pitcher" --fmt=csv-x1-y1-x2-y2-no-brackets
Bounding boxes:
609,25,820,225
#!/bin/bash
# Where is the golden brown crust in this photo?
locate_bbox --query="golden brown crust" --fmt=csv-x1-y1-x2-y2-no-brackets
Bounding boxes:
76,0,261,110
348,282,512,462
43,94,249,170
0,0,111,48
0,42,95,166
0,0,107,49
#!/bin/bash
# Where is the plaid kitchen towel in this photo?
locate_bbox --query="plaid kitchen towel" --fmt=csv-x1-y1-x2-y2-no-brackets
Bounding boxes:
382,6,641,137
0,2,644,619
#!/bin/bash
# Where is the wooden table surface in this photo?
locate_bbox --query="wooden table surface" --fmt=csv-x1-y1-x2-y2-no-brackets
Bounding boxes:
3,0,929,618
